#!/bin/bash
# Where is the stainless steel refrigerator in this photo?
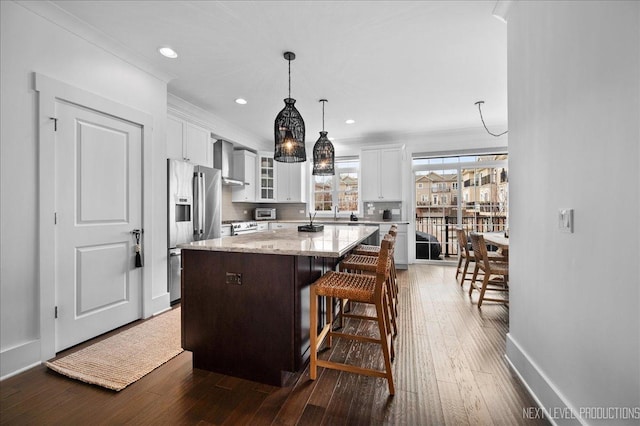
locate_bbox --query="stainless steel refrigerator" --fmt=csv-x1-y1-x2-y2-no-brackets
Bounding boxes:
167,159,221,303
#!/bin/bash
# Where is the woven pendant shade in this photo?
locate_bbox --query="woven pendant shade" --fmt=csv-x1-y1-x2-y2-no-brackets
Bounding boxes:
312,99,334,175
275,98,306,162
312,131,334,175
274,52,306,163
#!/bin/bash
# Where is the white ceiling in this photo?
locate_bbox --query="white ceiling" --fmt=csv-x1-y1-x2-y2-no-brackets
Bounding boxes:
50,1,507,147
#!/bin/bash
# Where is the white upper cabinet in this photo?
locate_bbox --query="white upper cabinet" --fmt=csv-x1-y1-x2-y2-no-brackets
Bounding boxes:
257,152,276,202
167,114,212,167
276,161,307,203
360,147,403,201
231,150,257,202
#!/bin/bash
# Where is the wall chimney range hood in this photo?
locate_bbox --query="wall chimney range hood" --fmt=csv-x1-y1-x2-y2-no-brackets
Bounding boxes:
213,140,246,186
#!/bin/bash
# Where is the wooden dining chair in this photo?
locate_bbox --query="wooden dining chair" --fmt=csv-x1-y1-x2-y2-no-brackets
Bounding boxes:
456,228,507,288
468,233,509,307
309,237,396,394
455,228,474,286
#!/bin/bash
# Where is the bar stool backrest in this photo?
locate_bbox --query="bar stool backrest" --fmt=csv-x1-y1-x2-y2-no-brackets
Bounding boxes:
377,235,395,277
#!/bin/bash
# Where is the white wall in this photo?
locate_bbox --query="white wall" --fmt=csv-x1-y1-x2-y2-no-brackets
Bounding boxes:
506,2,640,425
0,1,169,378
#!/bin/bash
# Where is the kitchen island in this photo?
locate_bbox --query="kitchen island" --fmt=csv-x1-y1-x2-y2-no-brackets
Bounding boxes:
178,225,378,386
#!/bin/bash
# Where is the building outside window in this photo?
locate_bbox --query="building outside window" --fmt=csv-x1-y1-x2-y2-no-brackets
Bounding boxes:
413,153,508,263
312,159,359,214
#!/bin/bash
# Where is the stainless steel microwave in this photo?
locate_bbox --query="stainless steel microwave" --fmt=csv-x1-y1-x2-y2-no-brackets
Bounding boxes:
254,208,276,220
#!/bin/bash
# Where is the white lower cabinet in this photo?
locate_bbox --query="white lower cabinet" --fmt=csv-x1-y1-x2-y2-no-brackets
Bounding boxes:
379,223,408,269
257,222,269,232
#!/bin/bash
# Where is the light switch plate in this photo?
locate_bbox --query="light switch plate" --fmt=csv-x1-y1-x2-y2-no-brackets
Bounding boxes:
558,208,573,233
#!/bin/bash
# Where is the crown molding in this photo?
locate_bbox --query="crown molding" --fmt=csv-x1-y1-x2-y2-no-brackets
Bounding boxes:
15,0,175,83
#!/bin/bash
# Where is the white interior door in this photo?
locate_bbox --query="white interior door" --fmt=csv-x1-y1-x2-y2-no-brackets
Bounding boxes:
54,99,142,351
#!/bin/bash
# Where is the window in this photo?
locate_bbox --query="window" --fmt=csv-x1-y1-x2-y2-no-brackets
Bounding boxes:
312,159,359,214
313,176,333,212
413,153,508,263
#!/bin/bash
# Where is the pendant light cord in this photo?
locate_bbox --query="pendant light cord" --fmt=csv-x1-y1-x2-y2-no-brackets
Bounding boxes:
475,101,508,137
321,100,325,131
288,58,291,99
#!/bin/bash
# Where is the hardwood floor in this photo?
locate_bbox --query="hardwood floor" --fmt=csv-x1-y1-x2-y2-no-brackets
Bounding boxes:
1,264,547,425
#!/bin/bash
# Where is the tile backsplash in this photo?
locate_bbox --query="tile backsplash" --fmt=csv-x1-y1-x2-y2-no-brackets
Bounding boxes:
362,202,403,222
222,186,403,222
221,186,307,221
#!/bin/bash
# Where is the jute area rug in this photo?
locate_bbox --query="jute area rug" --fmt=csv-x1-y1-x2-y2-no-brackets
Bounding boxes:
46,307,183,391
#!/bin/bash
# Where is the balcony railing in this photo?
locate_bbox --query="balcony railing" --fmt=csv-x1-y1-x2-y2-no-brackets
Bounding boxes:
415,215,508,260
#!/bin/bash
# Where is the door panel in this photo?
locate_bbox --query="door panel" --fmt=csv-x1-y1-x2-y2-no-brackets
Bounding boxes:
77,121,129,223
55,100,142,352
76,243,129,314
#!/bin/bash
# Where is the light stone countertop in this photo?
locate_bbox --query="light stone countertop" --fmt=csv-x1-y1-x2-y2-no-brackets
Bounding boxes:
268,219,409,225
178,224,379,257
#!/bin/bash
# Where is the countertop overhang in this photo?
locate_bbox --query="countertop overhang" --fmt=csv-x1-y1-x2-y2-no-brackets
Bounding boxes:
178,224,379,257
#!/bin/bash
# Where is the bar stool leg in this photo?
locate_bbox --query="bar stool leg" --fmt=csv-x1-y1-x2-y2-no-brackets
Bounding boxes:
326,296,333,348
376,298,395,395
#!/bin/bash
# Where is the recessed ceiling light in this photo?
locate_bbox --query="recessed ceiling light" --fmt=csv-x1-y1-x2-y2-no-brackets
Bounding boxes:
345,119,355,124
235,98,247,105
158,46,178,59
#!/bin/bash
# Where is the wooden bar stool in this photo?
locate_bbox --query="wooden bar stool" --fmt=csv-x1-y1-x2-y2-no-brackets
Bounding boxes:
309,238,396,395
353,224,399,298
468,233,509,307
339,234,398,336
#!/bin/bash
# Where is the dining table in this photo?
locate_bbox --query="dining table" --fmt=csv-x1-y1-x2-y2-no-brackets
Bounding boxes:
480,232,509,257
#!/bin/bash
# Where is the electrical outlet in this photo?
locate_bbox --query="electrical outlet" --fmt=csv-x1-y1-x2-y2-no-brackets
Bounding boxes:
558,209,573,233
299,210,305,214
225,272,242,285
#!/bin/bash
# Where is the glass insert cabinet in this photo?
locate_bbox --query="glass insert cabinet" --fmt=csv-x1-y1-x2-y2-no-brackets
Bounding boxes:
258,153,275,202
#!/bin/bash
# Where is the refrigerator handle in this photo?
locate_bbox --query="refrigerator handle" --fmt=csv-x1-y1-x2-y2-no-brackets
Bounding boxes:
200,174,206,236
196,173,205,237
193,172,200,236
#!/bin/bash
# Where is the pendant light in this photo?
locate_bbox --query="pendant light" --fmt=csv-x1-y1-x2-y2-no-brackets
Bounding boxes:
274,52,306,163
312,99,335,175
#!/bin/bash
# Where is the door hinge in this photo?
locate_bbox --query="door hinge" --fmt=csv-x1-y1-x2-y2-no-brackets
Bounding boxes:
54,212,57,224
55,306,58,319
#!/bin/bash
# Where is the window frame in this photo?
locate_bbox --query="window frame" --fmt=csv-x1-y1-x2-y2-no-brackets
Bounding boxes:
310,158,360,217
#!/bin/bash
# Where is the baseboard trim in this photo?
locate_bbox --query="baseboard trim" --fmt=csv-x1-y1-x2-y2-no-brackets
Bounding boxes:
0,340,41,380
505,333,584,426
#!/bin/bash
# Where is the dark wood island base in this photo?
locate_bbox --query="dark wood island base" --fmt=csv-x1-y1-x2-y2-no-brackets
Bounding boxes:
181,250,337,386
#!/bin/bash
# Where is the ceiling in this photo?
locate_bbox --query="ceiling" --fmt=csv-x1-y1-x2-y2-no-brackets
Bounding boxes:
50,1,507,148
